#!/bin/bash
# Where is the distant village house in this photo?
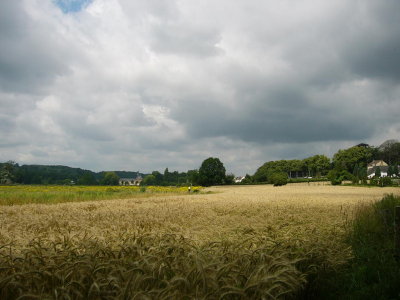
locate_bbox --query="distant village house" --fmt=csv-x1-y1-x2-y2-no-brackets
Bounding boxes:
234,176,245,183
367,160,388,179
119,176,142,186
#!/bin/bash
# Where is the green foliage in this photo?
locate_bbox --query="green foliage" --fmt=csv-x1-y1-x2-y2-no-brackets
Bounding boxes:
268,172,287,186
77,172,98,185
225,173,235,185
393,164,399,177
142,174,156,186
369,177,379,186
163,167,170,183
187,169,200,185
339,195,400,298
378,142,400,165
387,165,400,178
327,169,353,185
303,155,331,177
333,146,373,173
368,177,392,187
100,172,120,186
378,176,392,187
309,194,400,298
13,164,97,184
253,155,330,183
375,166,381,177
241,174,253,184
198,157,226,186
151,171,163,185
0,161,16,184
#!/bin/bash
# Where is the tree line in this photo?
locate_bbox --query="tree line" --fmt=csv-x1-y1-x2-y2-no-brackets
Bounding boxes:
1,140,399,186
247,141,400,186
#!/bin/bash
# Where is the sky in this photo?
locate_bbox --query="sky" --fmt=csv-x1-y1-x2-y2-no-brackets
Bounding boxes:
0,0,399,175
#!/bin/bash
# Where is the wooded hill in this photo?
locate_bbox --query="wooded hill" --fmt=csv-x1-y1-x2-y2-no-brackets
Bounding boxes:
0,164,144,185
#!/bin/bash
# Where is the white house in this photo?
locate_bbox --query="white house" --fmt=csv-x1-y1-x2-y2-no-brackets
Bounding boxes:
234,176,245,183
119,176,143,186
367,160,388,179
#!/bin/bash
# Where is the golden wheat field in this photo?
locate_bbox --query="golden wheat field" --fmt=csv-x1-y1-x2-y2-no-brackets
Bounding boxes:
1,184,399,299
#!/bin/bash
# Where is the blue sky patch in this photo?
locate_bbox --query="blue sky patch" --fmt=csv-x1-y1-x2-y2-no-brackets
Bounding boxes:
54,0,93,13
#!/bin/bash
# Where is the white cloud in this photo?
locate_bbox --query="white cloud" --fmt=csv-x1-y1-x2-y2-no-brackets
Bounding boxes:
0,0,399,175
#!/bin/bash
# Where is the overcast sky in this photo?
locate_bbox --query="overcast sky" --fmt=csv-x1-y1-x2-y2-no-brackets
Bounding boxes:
1,0,399,175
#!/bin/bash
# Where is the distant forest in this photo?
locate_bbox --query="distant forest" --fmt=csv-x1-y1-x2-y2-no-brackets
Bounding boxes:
0,164,139,185
0,163,195,186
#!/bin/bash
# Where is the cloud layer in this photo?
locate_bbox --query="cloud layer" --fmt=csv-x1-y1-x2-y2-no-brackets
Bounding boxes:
0,0,399,174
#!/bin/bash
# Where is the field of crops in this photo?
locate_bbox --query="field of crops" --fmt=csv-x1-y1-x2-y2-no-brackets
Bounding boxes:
1,184,399,299
0,185,201,205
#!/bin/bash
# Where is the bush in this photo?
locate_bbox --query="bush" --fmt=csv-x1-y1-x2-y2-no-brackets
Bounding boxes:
379,177,392,187
369,177,379,186
313,194,400,298
343,194,400,298
351,176,360,184
269,172,288,186
327,170,353,185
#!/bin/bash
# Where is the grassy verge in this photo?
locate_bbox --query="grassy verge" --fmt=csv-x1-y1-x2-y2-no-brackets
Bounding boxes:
308,194,400,299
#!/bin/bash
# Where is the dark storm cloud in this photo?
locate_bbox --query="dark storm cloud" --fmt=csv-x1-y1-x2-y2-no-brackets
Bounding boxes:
341,1,400,81
173,85,373,144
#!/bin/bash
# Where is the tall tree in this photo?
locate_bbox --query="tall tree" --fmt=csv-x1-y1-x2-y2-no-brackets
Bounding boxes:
333,146,373,173
163,168,170,183
77,172,97,185
0,161,17,184
187,169,199,185
375,167,381,178
151,171,163,185
393,164,399,177
198,157,226,186
380,142,400,165
142,174,156,185
100,172,120,185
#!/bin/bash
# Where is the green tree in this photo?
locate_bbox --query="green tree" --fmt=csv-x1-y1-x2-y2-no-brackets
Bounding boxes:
379,177,392,187
375,167,381,178
269,172,287,186
242,174,253,184
393,164,399,177
198,157,226,186
163,168,170,183
333,146,373,173
225,173,235,185
77,172,97,185
0,161,17,184
288,160,303,178
327,169,353,185
187,169,199,185
388,166,394,177
100,172,120,185
379,142,400,165
142,174,156,186
304,155,331,177
151,171,163,185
